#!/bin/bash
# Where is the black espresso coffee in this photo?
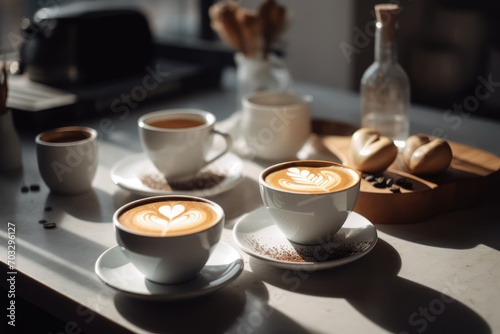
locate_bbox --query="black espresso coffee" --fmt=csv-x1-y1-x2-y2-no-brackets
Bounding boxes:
40,130,91,143
148,118,206,129
118,200,220,236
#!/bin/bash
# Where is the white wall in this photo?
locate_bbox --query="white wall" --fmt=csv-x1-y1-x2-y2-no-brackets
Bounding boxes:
281,0,354,90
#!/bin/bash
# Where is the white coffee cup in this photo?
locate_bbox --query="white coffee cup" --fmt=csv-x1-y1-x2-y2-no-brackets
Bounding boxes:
114,195,224,284
240,91,311,161
138,109,231,181
259,160,361,245
36,126,98,194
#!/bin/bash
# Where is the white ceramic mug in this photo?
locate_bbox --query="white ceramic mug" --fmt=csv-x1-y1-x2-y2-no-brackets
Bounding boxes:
36,126,98,194
240,91,311,161
138,109,232,181
114,195,224,284
259,160,361,245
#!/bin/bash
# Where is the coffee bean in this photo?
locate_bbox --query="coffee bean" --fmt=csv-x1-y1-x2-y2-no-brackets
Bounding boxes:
389,186,401,193
395,177,407,186
44,206,52,212
30,184,40,191
38,219,47,224
371,181,386,189
365,175,375,182
43,222,56,229
21,185,29,193
365,175,413,193
402,181,413,190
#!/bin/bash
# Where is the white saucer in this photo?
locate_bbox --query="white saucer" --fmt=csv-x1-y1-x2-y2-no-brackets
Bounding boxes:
95,242,244,300
110,152,243,197
233,207,378,271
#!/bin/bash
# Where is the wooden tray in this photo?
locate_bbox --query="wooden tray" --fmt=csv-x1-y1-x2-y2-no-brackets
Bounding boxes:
312,119,500,224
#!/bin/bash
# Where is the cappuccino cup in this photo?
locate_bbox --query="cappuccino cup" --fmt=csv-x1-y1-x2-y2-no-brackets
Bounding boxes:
138,109,231,181
114,195,224,284
240,91,311,161
259,160,361,245
36,126,98,194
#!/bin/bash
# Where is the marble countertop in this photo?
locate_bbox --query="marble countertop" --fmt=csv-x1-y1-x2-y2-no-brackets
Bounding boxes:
1,70,499,333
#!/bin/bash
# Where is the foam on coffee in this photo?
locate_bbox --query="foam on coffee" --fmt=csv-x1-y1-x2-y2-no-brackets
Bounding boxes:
118,200,220,236
265,164,359,194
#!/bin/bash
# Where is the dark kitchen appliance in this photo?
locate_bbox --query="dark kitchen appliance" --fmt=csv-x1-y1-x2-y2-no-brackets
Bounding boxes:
9,2,226,130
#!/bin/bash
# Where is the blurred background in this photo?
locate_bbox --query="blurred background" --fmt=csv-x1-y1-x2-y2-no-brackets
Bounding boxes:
1,0,499,120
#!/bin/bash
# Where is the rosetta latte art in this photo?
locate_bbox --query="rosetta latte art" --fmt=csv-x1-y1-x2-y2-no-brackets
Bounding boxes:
279,167,343,192
265,165,359,194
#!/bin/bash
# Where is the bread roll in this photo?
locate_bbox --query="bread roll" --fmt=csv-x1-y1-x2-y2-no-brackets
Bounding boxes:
349,128,398,173
403,134,452,174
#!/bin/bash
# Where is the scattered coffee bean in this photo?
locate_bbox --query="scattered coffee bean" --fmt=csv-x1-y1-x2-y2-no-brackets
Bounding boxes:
44,206,52,212
38,219,47,224
30,184,40,191
43,222,56,229
364,175,414,192
371,181,386,189
401,181,413,190
361,173,370,179
395,177,407,186
389,186,401,193
365,175,375,182
21,185,29,193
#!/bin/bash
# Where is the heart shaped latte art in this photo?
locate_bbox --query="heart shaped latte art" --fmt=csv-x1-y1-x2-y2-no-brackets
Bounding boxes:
135,204,204,236
349,128,398,173
159,204,186,221
402,134,452,174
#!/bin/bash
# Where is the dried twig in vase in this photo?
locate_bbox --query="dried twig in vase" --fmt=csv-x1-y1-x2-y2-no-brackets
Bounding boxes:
258,0,287,59
209,1,246,54
235,8,262,58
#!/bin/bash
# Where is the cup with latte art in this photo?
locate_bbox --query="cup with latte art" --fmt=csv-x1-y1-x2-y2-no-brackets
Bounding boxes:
114,195,224,284
259,160,361,245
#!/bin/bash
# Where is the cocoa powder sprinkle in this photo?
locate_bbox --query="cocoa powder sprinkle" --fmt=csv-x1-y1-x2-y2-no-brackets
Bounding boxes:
141,171,226,191
248,237,373,263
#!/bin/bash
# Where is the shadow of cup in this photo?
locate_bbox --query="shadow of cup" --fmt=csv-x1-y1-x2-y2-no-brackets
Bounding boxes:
249,238,491,333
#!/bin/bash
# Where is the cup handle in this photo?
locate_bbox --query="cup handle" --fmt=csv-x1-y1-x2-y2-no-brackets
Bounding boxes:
204,130,232,166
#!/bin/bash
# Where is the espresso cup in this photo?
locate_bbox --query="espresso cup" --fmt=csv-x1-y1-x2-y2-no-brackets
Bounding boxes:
36,126,98,194
240,91,311,161
259,160,361,245
138,109,232,181
114,195,224,284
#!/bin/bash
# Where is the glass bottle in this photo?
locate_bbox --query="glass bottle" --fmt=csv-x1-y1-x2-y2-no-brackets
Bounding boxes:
360,4,409,149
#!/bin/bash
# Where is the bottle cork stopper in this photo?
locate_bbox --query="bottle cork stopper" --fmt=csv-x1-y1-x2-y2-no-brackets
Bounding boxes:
374,4,399,41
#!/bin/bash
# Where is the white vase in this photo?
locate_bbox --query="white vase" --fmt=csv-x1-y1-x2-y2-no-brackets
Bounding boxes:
0,110,22,172
235,52,292,110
